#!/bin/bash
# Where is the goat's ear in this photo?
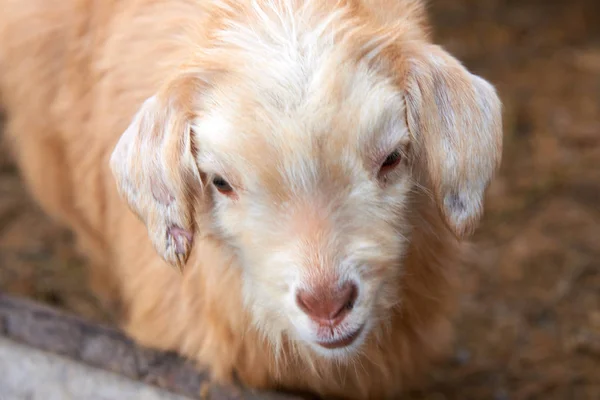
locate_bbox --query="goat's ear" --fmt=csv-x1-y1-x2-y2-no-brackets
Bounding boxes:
404,44,503,238
109,77,204,271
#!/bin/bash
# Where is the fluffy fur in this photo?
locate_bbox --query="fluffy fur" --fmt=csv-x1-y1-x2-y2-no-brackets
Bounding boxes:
0,0,502,398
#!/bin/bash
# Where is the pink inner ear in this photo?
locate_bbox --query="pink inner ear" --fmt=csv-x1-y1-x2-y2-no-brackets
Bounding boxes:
167,226,193,254
150,176,175,205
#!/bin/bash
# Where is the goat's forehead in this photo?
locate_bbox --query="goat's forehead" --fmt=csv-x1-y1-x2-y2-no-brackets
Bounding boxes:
197,59,405,154
195,75,406,195
193,28,408,198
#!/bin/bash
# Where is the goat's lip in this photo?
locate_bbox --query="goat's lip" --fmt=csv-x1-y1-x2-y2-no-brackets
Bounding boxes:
315,324,365,350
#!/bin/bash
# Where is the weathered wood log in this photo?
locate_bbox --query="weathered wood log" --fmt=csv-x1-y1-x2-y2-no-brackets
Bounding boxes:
0,293,314,400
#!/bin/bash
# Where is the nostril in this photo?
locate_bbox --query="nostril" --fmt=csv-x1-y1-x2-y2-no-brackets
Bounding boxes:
296,281,359,324
332,281,358,319
296,291,310,314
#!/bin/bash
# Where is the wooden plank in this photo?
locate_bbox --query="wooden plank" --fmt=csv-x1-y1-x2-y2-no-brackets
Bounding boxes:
0,293,313,400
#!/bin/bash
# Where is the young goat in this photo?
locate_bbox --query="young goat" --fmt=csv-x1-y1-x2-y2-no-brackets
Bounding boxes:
0,0,502,398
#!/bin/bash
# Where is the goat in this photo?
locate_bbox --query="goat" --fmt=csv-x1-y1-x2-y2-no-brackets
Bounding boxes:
0,0,502,398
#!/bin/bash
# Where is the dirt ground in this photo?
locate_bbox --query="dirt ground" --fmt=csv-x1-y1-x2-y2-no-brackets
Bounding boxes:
0,0,599,399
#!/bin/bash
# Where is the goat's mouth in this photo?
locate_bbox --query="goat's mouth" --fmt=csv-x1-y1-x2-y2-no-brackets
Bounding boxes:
315,324,365,350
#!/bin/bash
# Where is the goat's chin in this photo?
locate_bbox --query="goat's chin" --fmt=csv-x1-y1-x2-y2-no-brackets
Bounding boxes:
286,318,373,362
307,326,371,361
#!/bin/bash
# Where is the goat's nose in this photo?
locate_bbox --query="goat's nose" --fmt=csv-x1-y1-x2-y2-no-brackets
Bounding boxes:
296,281,358,325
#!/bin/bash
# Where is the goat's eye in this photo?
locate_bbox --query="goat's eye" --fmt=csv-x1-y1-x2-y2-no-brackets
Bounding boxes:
212,175,234,194
380,149,402,172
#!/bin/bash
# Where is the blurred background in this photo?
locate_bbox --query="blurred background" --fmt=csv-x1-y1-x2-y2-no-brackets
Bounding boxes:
0,0,598,399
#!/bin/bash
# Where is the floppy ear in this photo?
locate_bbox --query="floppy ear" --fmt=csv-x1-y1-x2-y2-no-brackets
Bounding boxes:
404,44,503,238
109,76,204,271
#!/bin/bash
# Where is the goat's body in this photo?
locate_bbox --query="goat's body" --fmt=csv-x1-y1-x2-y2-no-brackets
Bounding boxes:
0,1,463,398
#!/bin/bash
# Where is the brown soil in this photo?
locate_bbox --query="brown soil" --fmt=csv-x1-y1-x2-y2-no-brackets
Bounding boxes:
1,0,599,398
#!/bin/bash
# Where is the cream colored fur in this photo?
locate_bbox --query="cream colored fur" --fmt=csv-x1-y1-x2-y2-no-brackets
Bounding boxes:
0,1,502,398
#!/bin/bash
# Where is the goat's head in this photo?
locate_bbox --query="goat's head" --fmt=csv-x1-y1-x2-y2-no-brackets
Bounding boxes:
110,2,502,359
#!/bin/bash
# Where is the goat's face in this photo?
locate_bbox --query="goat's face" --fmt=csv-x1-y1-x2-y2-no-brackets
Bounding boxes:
110,6,502,359
193,60,416,357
